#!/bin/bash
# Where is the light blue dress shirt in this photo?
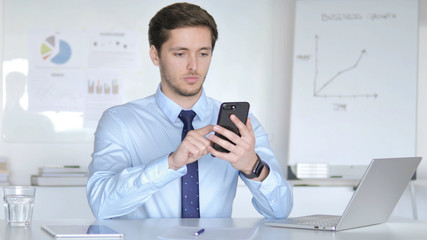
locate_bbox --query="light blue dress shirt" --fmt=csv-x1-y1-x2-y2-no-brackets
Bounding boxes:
87,86,293,219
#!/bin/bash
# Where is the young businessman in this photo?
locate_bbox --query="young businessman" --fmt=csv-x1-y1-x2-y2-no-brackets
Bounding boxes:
87,2,293,219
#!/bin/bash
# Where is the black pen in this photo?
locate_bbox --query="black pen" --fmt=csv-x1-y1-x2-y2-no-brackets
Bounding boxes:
194,228,205,236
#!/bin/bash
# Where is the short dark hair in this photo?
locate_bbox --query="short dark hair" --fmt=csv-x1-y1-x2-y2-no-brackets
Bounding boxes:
148,2,218,53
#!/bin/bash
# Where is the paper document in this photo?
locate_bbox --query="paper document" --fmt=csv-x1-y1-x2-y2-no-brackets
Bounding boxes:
157,226,258,240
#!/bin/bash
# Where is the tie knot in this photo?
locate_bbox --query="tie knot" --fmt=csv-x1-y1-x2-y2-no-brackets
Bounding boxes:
178,110,196,124
179,110,196,141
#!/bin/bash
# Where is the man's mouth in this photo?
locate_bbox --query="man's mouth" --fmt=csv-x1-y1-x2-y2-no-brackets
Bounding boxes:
184,75,199,84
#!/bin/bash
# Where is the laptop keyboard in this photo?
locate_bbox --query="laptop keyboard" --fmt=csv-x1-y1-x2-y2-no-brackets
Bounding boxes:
291,215,341,227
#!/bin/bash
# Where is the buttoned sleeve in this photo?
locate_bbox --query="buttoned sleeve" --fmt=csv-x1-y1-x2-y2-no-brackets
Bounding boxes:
240,115,294,219
86,108,186,219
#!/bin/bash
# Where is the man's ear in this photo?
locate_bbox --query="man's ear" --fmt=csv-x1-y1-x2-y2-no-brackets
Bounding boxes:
150,45,160,66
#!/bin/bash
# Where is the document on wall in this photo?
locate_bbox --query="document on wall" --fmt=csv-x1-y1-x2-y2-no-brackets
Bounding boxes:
5,29,143,142
27,29,139,114
157,226,258,240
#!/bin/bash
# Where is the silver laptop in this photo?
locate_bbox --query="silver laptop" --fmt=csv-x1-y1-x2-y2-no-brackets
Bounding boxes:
265,157,422,231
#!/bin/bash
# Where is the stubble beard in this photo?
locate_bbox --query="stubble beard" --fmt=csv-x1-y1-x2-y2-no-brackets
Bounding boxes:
159,64,206,97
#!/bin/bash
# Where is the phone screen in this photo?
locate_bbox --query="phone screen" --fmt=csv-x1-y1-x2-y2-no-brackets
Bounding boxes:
212,102,250,153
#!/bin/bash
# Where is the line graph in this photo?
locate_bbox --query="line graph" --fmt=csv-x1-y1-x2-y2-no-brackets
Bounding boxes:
313,35,378,99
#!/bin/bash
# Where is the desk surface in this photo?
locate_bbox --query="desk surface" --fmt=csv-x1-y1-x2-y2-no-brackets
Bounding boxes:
0,217,426,240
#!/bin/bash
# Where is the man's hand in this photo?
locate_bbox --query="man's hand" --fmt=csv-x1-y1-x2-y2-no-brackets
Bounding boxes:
168,125,213,170
208,115,269,181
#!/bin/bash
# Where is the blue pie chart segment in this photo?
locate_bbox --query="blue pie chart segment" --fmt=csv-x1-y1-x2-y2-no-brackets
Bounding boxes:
51,40,72,64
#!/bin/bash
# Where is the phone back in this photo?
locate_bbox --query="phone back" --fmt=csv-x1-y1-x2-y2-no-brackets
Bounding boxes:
213,102,250,152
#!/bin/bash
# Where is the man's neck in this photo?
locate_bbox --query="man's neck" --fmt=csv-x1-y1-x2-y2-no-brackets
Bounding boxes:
173,93,201,110
160,86,202,110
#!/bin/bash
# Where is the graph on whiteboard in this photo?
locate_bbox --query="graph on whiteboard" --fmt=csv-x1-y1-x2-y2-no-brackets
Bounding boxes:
288,0,418,165
313,35,377,99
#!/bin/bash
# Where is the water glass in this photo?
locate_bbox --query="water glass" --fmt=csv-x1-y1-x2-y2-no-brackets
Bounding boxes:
3,186,36,227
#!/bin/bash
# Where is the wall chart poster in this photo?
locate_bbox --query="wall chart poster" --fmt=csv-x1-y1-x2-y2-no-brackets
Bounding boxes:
288,0,418,165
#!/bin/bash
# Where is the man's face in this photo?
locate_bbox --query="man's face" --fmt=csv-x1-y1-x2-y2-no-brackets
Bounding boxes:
151,26,213,100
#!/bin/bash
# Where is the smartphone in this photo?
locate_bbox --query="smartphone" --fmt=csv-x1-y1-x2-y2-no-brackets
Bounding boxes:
212,102,250,153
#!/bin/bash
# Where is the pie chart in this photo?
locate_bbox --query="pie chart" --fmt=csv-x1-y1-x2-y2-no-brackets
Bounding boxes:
40,35,72,64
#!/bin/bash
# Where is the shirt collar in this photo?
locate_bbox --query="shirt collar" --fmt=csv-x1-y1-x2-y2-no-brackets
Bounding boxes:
155,84,209,123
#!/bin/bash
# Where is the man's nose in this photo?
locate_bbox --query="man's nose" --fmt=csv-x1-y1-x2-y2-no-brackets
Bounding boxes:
187,54,198,72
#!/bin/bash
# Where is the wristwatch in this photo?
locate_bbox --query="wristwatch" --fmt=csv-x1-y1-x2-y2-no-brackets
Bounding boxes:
241,155,266,179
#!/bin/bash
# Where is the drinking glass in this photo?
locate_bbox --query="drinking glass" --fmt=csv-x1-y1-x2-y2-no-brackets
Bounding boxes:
3,186,36,227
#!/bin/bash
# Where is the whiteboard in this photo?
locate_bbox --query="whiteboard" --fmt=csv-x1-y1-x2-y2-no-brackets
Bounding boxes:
1,0,278,143
289,0,418,165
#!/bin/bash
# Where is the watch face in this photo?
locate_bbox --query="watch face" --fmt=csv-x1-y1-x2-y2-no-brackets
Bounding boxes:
241,156,267,179
242,158,264,179
253,160,265,177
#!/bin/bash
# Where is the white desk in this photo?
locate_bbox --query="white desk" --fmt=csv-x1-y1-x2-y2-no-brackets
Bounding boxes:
0,217,425,240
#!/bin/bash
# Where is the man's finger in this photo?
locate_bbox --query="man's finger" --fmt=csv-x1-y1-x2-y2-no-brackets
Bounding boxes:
212,125,240,145
230,114,250,137
195,124,214,136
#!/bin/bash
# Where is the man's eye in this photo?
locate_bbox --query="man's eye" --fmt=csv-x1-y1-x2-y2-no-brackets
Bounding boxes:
200,52,210,57
174,52,184,57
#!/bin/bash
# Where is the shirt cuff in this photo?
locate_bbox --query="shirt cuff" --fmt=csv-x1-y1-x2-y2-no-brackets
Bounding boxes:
243,167,279,197
258,169,280,196
143,154,187,188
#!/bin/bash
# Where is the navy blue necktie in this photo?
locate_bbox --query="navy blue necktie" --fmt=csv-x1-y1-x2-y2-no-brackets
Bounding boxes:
178,110,200,218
